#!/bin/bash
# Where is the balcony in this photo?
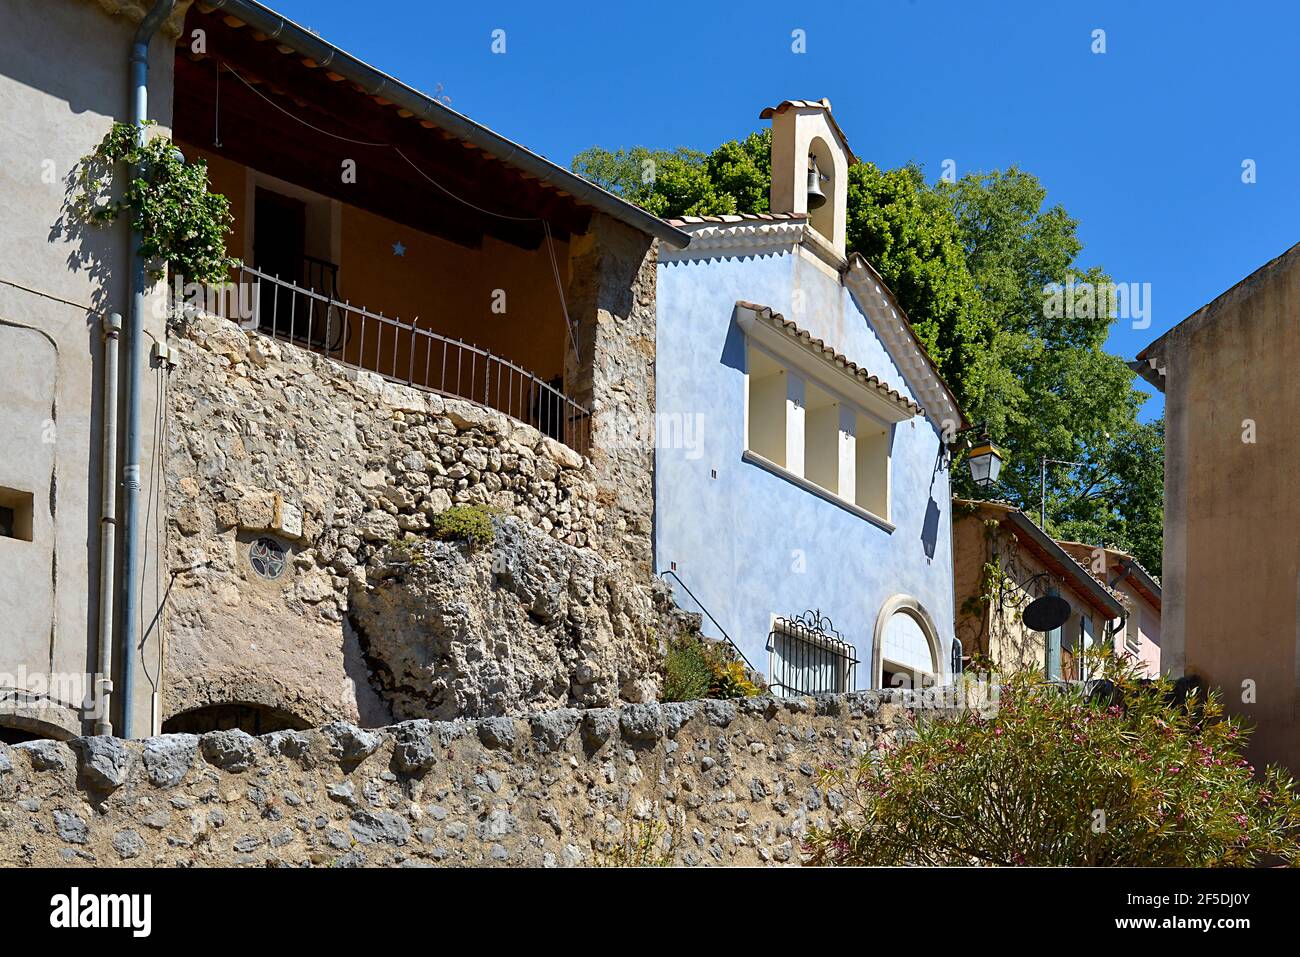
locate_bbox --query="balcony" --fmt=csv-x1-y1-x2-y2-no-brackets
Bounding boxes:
170,6,622,459
198,260,590,456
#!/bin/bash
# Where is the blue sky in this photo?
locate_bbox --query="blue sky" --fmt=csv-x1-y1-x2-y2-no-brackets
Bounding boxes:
266,0,1300,421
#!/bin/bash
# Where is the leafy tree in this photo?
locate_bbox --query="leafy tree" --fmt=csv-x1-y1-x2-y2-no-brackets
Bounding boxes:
939,169,1163,571
572,135,1164,571
845,162,995,412
804,659,1300,866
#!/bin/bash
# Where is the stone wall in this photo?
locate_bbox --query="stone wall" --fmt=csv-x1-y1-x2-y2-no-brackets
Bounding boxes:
565,215,659,574
0,692,941,867
162,313,659,729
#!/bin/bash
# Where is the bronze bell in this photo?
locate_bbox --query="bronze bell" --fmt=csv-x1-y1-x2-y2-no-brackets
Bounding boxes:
806,155,828,210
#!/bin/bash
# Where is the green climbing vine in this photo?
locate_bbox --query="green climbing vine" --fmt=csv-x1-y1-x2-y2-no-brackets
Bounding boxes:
73,121,239,284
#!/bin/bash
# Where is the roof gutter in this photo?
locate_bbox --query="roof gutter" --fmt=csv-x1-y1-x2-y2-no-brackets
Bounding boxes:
118,0,178,739
204,0,690,248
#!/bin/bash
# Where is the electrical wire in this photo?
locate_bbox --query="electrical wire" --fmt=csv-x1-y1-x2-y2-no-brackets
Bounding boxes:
221,63,583,363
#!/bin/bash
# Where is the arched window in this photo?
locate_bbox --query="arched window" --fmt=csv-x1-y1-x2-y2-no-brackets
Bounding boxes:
162,702,309,736
872,595,944,689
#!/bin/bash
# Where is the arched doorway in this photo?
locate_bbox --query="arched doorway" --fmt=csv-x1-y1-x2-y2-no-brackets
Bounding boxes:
872,595,944,689
162,702,309,736
0,724,52,745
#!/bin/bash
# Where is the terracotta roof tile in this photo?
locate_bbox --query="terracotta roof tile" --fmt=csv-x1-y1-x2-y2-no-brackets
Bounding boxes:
666,212,808,227
737,301,923,416
758,98,858,164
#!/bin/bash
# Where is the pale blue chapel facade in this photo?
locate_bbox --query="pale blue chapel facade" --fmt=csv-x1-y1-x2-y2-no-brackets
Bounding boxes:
653,100,965,693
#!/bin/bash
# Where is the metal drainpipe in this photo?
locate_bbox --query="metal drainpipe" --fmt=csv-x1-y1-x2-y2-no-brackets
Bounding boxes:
119,0,176,739
95,313,122,736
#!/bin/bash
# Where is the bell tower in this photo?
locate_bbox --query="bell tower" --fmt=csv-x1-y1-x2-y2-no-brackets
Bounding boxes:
760,98,856,260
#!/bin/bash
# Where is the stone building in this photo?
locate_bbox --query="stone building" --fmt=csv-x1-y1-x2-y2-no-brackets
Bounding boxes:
0,0,688,740
952,500,1126,680
1135,241,1300,771
654,100,968,694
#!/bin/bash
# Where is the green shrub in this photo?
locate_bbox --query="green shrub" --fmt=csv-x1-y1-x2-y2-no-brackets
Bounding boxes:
662,636,713,703
73,121,239,283
430,505,497,548
662,634,763,702
804,657,1300,866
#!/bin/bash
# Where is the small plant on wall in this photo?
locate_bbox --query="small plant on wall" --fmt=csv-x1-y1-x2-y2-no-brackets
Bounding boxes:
73,121,238,284
662,632,763,701
430,504,499,549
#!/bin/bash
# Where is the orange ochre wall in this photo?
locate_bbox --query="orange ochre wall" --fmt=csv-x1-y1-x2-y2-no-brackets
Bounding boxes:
184,144,571,389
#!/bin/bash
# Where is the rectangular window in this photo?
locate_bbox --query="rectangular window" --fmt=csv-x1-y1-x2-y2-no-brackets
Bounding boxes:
768,616,858,696
855,413,889,520
745,343,893,522
1125,613,1141,655
0,488,33,542
803,381,840,494
747,345,787,467
1079,615,1095,680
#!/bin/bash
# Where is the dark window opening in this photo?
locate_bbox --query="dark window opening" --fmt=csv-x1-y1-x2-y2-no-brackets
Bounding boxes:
0,488,34,541
162,702,310,736
0,724,52,745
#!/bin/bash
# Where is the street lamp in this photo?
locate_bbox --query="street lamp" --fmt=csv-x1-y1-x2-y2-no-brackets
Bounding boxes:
966,430,1004,489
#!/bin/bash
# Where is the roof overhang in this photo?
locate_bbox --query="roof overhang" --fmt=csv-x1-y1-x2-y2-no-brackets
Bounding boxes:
199,0,689,248
736,302,923,423
957,500,1128,620
758,99,858,165
844,255,968,431
1000,510,1128,620
658,220,968,433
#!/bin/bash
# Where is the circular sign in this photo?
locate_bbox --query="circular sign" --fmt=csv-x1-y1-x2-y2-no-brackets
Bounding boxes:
249,536,287,580
1022,594,1071,632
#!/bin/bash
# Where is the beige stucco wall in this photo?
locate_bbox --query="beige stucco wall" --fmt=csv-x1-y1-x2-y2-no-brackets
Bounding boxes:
0,0,173,737
1148,246,1300,772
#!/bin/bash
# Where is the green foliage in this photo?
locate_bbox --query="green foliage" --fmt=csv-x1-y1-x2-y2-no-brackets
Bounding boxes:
804,659,1300,866
662,635,714,702
573,134,1164,572
845,162,996,410
571,130,771,219
939,168,1164,572
73,121,238,284
594,815,678,868
709,659,762,699
430,505,497,548
661,633,762,702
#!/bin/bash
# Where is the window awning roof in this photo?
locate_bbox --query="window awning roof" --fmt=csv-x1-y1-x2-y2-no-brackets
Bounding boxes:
736,301,924,421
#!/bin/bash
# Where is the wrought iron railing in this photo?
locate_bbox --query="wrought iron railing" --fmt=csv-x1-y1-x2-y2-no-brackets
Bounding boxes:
658,570,759,676
767,610,859,697
200,264,591,456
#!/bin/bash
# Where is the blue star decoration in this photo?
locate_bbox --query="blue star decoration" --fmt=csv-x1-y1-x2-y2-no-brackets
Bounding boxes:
392,241,406,257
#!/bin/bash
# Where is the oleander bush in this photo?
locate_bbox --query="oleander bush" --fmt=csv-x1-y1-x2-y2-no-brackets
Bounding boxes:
805,656,1300,866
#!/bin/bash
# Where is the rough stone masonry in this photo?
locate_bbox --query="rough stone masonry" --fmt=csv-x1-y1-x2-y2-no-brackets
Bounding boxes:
163,311,664,728
0,691,949,867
